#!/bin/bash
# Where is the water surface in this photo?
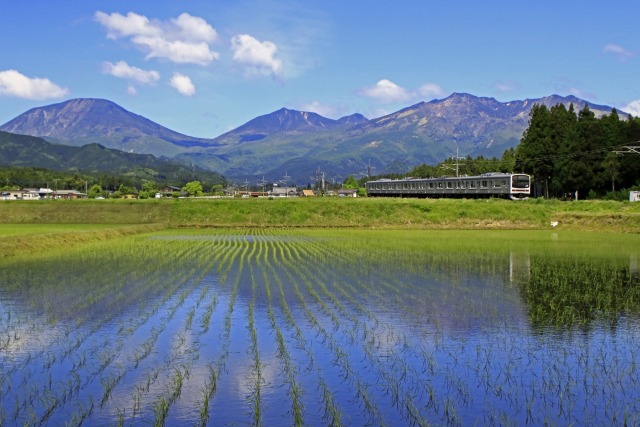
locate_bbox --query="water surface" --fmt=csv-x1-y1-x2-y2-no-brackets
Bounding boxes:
1,229,639,426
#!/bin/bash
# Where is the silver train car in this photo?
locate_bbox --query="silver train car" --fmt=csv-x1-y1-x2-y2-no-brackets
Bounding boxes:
365,173,531,199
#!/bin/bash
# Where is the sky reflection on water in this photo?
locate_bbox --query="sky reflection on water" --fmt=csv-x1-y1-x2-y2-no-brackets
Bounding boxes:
0,230,638,426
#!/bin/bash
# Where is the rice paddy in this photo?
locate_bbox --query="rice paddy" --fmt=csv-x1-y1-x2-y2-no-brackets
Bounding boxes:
0,228,639,426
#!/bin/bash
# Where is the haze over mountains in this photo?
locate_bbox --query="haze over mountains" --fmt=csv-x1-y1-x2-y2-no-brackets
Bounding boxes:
1,93,624,184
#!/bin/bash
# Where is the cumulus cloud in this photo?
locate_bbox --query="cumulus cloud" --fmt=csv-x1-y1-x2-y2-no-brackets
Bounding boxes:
622,100,640,117
358,79,412,104
604,44,635,62
170,72,195,96
0,69,68,100
95,11,220,66
102,61,160,84
231,34,284,77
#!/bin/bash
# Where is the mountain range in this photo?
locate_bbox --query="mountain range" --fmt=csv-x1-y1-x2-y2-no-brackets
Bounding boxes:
0,93,624,184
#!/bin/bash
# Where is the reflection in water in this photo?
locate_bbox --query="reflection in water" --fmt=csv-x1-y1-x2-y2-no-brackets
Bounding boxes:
0,229,639,426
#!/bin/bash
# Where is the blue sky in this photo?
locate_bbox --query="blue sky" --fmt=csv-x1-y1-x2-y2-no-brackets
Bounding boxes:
1,1,639,138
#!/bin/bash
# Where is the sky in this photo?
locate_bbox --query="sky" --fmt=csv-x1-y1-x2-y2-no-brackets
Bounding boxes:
1,1,639,138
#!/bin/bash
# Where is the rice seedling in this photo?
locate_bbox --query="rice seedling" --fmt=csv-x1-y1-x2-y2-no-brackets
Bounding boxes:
1,228,640,425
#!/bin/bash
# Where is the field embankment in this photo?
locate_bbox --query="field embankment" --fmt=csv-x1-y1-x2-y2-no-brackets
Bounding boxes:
0,223,164,257
0,197,638,257
0,197,638,230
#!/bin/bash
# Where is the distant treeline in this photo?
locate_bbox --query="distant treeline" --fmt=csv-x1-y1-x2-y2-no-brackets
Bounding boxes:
0,166,227,193
368,104,640,200
515,104,640,199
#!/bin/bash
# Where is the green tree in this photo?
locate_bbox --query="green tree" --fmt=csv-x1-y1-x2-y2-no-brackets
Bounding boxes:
516,104,554,197
182,181,203,197
87,184,103,198
343,175,359,189
499,148,516,172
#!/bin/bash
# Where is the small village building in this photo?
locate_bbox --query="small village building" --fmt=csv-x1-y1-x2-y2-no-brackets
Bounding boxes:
301,189,315,197
270,186,297,197
337,189,358,197
52,190,87,199
159,186,182,197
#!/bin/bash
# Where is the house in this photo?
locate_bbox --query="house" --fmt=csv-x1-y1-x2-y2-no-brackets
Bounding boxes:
301,189,315,197
159,186,182,197
52,190,87,199
270,186,297,197
1,190,27,200
337,189,358,197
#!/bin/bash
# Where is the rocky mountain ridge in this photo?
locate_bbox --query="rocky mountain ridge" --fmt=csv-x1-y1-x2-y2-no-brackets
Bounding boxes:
1,93,624,183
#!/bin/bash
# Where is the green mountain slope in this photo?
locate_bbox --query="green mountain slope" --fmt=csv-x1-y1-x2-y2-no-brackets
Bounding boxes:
0,131,225,184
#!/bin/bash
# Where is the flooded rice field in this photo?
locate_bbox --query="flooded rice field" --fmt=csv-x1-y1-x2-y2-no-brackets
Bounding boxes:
0,229,639,426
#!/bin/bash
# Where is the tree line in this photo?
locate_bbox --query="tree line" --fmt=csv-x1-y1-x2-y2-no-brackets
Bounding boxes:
367,103,639,200
0,167,227,198
515,104,640,199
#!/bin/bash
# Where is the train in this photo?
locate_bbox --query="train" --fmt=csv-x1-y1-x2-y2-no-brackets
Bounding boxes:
365,172,531,199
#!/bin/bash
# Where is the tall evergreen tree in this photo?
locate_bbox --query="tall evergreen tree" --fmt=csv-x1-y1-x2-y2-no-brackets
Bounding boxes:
516,104,553,197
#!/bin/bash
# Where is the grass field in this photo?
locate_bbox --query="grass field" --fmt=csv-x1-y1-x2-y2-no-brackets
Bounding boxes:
0,197,638,228
0,197,638,257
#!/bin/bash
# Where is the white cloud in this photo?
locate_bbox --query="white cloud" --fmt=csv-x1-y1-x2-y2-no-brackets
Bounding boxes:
95,11,160,39
133,36,218,65
622,100,640,117
102,61,160,84
231,34,284,77
95,11,220,66
171,13,218,43
0,69,68,100
127,85,137,95
358,79,411,104
170,72,195,96
604,44,635,62
418,83,444,99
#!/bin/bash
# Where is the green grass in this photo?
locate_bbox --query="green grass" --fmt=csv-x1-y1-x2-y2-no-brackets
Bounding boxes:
0,223,163,258
0,197,638,257
1,197,638,230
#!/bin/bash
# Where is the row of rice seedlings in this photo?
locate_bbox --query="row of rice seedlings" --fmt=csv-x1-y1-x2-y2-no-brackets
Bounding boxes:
197,364,217,426
258,239,304,426
245,235,264,426
2,237,214,424
265,236,390,424
287,234,435,425
190,234,252,426
284,234,464,424
268,234,400,423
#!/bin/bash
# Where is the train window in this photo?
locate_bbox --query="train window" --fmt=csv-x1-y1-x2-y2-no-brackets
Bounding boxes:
494,180,501,188
501,179,507,186
470,181,476,188
447,182,452,189
438,182,443,188
481,180,488,188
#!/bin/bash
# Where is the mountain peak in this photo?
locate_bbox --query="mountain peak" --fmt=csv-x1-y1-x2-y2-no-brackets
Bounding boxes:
0,98,214,156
